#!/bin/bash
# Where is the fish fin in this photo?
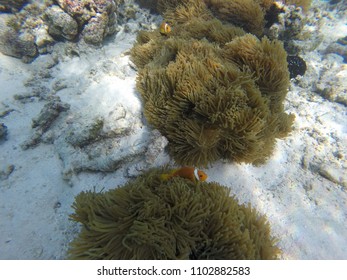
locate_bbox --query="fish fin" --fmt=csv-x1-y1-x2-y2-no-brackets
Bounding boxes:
160,169,178,181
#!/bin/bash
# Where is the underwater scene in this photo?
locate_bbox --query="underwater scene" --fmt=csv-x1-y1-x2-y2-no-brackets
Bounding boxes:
0,0,346,259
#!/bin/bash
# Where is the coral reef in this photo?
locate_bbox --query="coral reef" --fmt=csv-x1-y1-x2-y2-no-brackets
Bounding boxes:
0,2,54,61
131,1,294,166
0,13,39,62
54,0,119,45
0,0,121,61
277,4,305,42
44,5,79,41
68,168,280,259
262,2,309,78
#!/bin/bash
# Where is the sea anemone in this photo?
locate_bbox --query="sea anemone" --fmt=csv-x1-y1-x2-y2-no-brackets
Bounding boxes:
68,168,280,259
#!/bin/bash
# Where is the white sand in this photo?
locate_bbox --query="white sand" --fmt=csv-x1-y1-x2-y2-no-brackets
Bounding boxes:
0,0,346,259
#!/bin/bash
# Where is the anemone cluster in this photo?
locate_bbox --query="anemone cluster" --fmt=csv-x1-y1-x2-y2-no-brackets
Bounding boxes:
68,168,280,260
131,0,295,166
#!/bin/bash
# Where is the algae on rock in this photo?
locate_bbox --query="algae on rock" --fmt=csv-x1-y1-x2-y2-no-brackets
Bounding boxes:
68,168,280,260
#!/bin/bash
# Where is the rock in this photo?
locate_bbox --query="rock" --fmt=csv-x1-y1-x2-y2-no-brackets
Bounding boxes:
54,104,150,179
125,161,148,178
0,2,58,61
31,99,70,131
55,0,118,24
55,0,97,25
125,130,170,178
45,5,79,41
266,4,305,42
0,1,120,61
82,13,109,45
0,123,8,142
325,40,347,63
0,0,28,12
330,0,342,4
144,130,168,165
330,0,346,9
0,14,38,62
0,108,14,118
15,32,38,62
21,130,42,150
57,127,149,179
134,0,158,13
55,0,119,45
22,97,70,149
65,118,105,148
33,25,55,54
0,164,15,181
315,60,347,106
319,164,347,189
125,128,171,178
52,79,69,92
82,10,118,45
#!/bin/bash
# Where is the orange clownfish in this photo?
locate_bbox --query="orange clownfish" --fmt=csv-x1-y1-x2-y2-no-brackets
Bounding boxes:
160,21,171,35
160,167,208,183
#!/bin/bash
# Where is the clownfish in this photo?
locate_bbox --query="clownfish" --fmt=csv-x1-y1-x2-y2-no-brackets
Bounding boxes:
160,167,208,183
160,21,171,35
